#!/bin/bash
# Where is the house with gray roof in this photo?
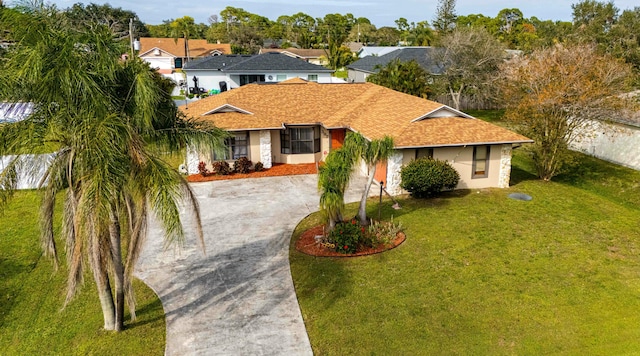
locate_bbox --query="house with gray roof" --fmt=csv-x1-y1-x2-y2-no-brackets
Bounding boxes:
347,47,443,83
182,52,337,93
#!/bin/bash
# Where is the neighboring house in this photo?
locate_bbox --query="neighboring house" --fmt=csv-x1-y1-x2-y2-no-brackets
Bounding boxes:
137,38,232,93
259,48,329,66
182,53,337,93
356,46,404,58
347,47,442,83
179,80,532,195
345,42,364,54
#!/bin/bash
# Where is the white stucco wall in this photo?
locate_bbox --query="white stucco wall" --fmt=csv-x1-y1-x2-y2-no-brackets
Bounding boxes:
183,71,334,92
389,144,508,195
571,119,640,170
141,57,174,70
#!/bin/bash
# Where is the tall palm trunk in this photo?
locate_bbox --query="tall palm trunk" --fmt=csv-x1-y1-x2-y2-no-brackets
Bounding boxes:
108,205,125,331
90,233,116,330
358,165,377,225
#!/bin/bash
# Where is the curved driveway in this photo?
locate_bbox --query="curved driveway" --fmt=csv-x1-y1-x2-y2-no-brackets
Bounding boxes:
135,174,369,355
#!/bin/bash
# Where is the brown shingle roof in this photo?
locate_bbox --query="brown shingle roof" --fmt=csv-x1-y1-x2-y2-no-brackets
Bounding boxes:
138,38,231,57
180,82,532,147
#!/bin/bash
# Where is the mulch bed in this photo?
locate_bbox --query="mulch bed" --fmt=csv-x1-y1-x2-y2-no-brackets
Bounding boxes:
187,163,318,182
295,224,406,257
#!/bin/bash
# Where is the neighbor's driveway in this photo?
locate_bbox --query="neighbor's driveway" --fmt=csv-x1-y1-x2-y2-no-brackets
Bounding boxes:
135,174,369,355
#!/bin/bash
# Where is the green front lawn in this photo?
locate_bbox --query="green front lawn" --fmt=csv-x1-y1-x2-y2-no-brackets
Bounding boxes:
290,150,640,354
0,192,165,355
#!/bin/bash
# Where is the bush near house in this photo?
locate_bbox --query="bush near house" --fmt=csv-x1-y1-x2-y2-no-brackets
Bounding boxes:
233,157,252,174
197,161,210,176
254,161,264,172
400,158,460,197
211,161,231,175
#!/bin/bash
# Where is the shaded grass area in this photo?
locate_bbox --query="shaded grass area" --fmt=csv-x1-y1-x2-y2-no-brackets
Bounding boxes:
290,148,640,354
0,191,165,355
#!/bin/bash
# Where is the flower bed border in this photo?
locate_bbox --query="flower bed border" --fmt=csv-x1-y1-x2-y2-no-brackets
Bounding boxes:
295,224,406,257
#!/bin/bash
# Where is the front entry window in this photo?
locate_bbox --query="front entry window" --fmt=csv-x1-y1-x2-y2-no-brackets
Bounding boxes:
281,127,320,154
215,131,249,160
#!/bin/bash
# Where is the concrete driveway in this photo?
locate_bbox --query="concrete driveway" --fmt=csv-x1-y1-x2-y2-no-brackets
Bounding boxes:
135,174,370,355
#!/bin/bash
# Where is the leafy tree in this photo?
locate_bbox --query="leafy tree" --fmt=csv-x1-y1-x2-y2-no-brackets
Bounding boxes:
614,7,640,71
433,0,457,36
147,19,173,38
572,0,619,42
216,7,273,54
499,44,633,181
289,12,317,48
374,26,401,45
63,2,149,40
410,21,435,46
0,4,226,331
367,59,432,98
348,20,376,44
432,26,505,110
395,17,411,44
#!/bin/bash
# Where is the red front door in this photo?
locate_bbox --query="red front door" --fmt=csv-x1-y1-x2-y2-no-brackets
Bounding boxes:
331,129,346,150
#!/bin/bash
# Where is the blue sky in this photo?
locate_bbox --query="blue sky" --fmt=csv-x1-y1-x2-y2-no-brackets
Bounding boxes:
39,0,640,27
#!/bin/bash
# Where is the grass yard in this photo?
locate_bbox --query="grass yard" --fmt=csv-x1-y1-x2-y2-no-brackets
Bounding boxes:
290,116,640,354
0,192,165,355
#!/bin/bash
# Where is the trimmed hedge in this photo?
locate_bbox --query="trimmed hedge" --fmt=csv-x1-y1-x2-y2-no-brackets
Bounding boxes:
400,158,460,197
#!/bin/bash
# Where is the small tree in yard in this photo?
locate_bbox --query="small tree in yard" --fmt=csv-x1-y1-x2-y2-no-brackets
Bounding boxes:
432,27,505,110
500,43,634,181
400,158,460,198
367,59,432,98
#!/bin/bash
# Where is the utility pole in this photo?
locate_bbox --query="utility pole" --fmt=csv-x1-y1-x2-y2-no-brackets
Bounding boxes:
129,18,134,58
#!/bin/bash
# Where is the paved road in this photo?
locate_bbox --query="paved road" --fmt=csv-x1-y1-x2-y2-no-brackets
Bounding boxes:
136,174,370,355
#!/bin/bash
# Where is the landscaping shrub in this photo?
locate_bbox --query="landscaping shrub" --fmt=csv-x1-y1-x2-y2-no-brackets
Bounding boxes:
254,161,264,172
366,217,404,246
234,157,252,174
400,158,460,197
211,160,231,175
197,161,209,177
328,219,365,254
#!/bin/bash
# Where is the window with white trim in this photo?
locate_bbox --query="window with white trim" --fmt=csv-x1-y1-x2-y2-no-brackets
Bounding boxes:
276,74,287,81
281,127,320,154
307,74,318,82
472,145,490,178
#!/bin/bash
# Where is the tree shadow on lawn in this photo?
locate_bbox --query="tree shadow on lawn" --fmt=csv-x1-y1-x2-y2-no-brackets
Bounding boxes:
509,165,539,186
366,189,471,220
125,297,165,329
290,227,353,311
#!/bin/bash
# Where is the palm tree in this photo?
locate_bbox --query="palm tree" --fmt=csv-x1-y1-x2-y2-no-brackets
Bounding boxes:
318,132,394,228
355,135,394,225
318,147,357,229
170,16,197,62
0,5,226,331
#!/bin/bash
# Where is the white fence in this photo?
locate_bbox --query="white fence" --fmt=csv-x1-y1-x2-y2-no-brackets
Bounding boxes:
571,119,640,170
